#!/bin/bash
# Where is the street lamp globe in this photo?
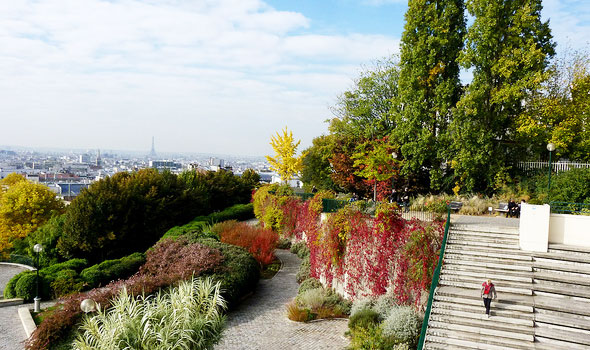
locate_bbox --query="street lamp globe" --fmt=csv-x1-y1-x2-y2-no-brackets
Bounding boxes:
33,243,44,253
80,299,98,313
547,143,555,152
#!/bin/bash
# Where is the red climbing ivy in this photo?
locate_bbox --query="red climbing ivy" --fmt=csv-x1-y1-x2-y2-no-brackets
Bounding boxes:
255,191,445,306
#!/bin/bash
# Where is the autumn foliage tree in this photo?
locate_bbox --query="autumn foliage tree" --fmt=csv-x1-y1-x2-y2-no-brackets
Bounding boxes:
266,127,306,183
0,175,64,258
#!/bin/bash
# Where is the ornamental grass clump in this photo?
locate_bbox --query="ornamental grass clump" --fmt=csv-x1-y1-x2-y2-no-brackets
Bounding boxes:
72,277,226,350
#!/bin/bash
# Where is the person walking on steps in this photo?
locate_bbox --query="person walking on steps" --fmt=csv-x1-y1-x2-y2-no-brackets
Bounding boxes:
481,279,497,318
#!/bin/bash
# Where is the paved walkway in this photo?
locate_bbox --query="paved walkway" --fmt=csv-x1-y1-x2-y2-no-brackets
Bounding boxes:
0,263,33,350
451,214,520,228
215,249,349,350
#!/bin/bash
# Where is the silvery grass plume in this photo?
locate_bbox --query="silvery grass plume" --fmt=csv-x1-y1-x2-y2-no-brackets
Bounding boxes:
73,277,226,350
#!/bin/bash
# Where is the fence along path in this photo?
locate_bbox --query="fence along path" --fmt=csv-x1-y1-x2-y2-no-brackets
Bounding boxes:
518,161,590,173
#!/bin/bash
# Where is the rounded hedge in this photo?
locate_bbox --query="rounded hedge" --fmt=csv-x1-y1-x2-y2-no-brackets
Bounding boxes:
195,238,260,308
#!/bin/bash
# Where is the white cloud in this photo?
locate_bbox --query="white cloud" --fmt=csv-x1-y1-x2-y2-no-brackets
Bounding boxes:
0,0,400,155
543,0,590,54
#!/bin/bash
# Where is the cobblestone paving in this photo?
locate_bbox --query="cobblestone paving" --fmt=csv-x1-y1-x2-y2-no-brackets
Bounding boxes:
0,264,30,296
0,263,34,350
215,249,349,350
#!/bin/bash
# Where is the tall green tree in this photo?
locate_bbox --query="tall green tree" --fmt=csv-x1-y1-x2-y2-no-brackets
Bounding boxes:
516,51,590,162
331,58,400,140
300,135,338,192
451,0,555,193
396,0,465,191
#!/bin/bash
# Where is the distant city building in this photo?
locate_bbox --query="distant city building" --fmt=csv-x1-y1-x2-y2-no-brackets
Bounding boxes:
79,154,91,163
149,160,181,171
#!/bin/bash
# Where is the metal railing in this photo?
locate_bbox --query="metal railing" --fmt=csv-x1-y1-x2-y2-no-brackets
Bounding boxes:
550,201,590,215
417,205,452,350
518,161,590,174
322,198,348,213
294,192,314,201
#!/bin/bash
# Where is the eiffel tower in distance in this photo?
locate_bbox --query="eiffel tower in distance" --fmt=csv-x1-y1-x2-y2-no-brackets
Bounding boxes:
149,136,157,159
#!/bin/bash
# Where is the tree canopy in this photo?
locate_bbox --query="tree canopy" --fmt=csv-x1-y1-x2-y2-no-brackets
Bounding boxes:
0,177,64,258
266,127,305,182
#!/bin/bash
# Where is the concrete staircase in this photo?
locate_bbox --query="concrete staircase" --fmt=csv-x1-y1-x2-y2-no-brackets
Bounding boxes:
423,224,590,350
532,244,590,349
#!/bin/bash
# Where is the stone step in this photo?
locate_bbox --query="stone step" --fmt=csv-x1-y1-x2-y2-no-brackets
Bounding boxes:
452,225,519,235
449,235,519,245
444,253,532,267
534,270,590,287
446,244,532,257
535,295,590,317
533,280,590,299
534,261,590,275
436,285,534,305
432,303,534,321
425,334,525,350
534,251,590,265
536,311,590,332
434,295,534,315
447,239,520,250
429,320,534,342
426,328,533,350
444,264,533,279
429,313,534,335
548,243,590,255
439,276,532,295
446,246,532,261
442,267,532,284
450,230,520,240
534,336,590,350
440,272,531,288
444,257,533,272
535,323,590,346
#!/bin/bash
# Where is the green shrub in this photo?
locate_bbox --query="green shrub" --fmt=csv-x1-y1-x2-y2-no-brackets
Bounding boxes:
192,203,255,224
350,298,374,318
381,305,421,347
373,291,398,320
296,255,311,283
348,308,380,330
277,238,292,249
294,287,350,320
349,324,396,350
50,269,84,298
3,274,18,298
5,259,88,300
42,259,87,276
80,252,145,287
290,241,309,259
160,221,208,240
298,278,323,294
195,238,260,308
15,273,41,301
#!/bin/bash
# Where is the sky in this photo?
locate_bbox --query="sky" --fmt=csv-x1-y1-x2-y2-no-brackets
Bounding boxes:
1,0,589,156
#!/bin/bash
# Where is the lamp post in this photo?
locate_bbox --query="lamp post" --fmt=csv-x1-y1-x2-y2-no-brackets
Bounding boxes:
547,143,555,201
33,243,43,313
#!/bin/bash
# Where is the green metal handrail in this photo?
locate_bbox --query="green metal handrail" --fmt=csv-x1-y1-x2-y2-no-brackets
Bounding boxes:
550,201,590,215
322,198,348,213
417,205,452,350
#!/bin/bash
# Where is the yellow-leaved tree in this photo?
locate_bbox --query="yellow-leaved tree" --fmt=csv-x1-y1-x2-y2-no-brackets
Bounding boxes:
266,127,306,183
0,176,65,259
